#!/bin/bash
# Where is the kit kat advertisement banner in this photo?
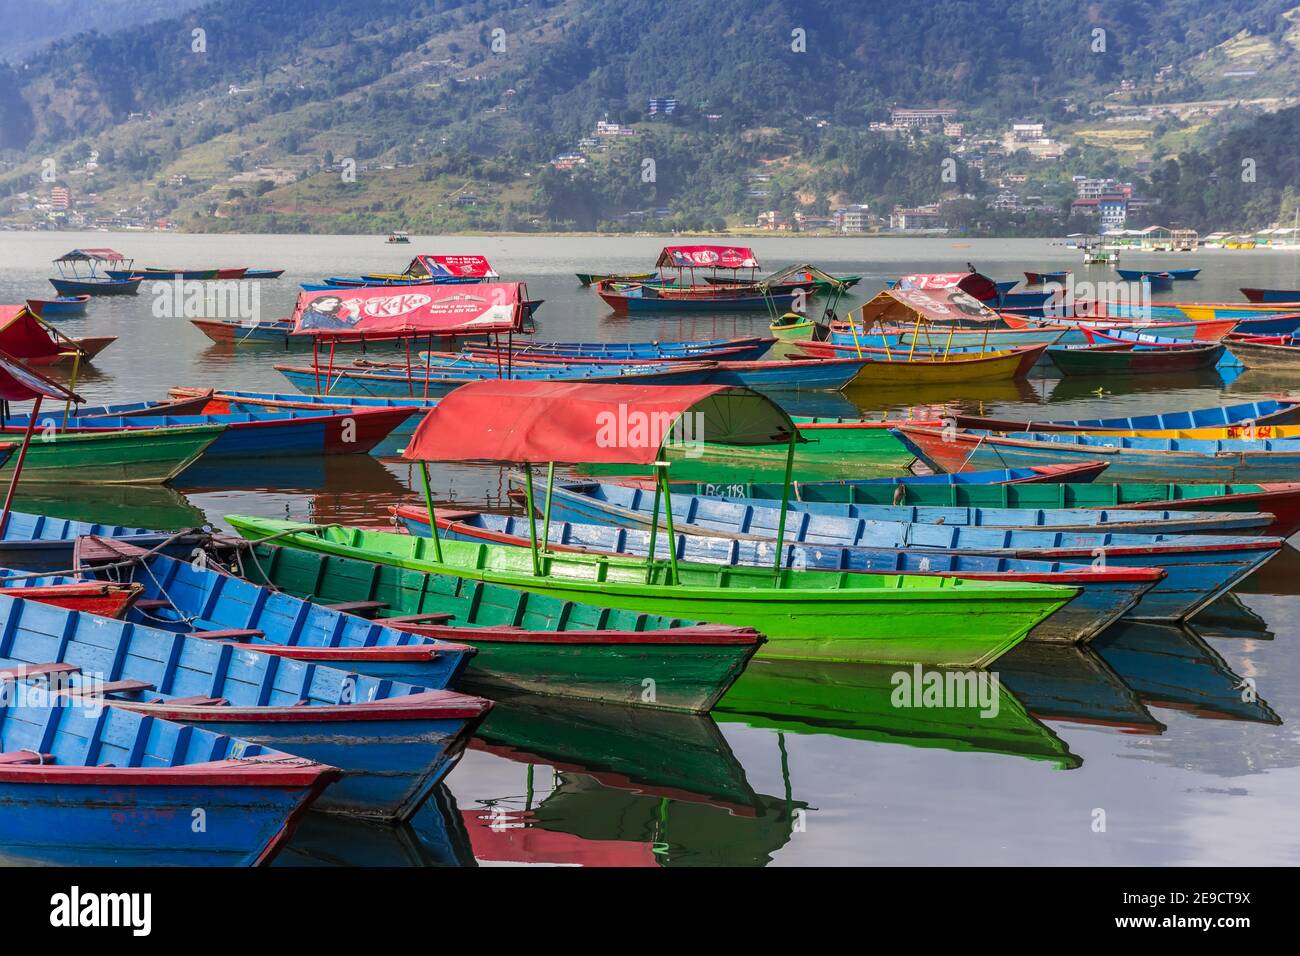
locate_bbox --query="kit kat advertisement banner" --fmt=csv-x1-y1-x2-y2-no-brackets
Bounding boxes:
291,283,524,336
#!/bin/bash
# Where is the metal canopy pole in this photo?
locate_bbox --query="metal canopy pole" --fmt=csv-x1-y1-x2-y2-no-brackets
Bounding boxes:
657,462,679,586
417,460,443,562
772,431,798,585
645,471,662,584
0,396,42,538
522,463,541,576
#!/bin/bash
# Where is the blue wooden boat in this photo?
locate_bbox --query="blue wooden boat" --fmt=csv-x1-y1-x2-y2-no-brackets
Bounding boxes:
0,406,413,459
24,296,89,318
1230,313,1300,336
1023,271,1071,286
462,485,1279,621
467,336,775,361
1139,272,1175,292
397,508,1161,645
997,291,1057,310
1241,287,1300,303
0,689,340,866
243,269,285,280
275,359,720,398
858,463,1110,484
702,356,869,391
0,592,492,820
894,423,1300,482
534,479,1274,536
167,387,437,430
61,547,476,686
830,327,1065,350
599,283,797,313
954,398,1300,433
49,276,141,296
1118,268,1200,281
0,511,208,571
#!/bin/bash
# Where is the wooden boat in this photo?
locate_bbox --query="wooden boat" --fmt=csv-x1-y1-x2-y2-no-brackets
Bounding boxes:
0,592,492,821
476,482,1279,621
0,567,141,617
828,325,1066,350
464,336,774,361
647,478,1300,537
532,479,1275,537
275,359,721,398
793,342,1046,385
1223,336,1300,370
598,283,796,313
27,335,116,367
1079,326,1229,350
243,268,285,280
0,510,213,571
0,690,339,866
1225,313,1300,337
75,394,220,419
954,398,1300,433
0,424,224,484
769,313,815,340
225,516,1074,668
49,249,141,296
1119,268,1200,281
218,539,763,713
1024,271,1070,285
169,386,438,424
373,504,1268,623
894,424,1300,483
0,407,414,460
387,232,411,243
24,296,88,318
68,542,474,687
1000,313,1238,342
1045,341,1224,375
399,507,1158,645
703,356,871,391
577,271,655,286
1176,301,1300,322
190,317,423,350
1241,287,1300,303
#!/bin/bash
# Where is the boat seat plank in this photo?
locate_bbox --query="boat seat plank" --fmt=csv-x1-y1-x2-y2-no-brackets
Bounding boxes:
324,600,389,617
64,679,155,697
164,695,228,706
187,628,265,641
381,612,455,625
0,662,81,681
133,598,173,611
0,752,57,765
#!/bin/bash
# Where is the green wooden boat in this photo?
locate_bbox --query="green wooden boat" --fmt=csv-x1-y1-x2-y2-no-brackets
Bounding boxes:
575,416,925,483
1,424,225,484
229,540,762,713
664,479,1300,537
225,517,1079,667
716,659,1080,769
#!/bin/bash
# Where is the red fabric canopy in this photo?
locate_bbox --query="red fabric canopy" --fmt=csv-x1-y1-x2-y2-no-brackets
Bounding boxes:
656,245,759,271
0,306,68,361
402,381,798,465
55,248,128,262
895,272,1001,303
290,283,525,337
407,255,498,279
0,350,80,402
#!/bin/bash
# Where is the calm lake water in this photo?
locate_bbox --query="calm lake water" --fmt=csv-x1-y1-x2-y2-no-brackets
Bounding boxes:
3,232,1299,866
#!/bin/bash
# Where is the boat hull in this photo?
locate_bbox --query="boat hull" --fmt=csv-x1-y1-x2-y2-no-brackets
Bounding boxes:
0,425,224,484
48,277,140,296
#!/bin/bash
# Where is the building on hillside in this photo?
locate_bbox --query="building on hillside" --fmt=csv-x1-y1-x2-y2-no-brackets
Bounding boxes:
890,107,958,128
595,119,635,136
755,210,790,230
550,153,587,170
833,204,872,232
50,187,70,210
795,212,836,231
889,204,946,230
648,98,678,115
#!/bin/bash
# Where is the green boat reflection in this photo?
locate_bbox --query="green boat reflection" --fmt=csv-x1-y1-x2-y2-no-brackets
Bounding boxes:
462,691,803,866
715,659,1080,769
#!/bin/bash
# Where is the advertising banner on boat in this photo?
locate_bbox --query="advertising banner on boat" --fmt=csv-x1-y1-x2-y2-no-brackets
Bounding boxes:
291,283,525,336
408,255,500,280
858,287,1000,328
895,272,1001,303
656,245,760,271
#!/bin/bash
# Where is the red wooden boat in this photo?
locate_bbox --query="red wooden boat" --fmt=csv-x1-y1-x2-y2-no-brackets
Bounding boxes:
0,577,142,617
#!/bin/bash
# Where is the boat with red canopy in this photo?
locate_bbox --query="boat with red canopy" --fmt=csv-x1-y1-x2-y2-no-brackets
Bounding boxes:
596,245,795,313
48,249,141,296
0,305,115,368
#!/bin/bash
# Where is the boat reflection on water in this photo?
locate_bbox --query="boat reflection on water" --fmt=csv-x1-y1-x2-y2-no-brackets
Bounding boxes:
1038,369,1224,403
998,643,1165,736
275,789,475,868
459,691,804,866
1091,621,1280,726
847,377,1040,412
11,483,207,531
716,659,1080,768
1189,593,1273,641
175,451,408,496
